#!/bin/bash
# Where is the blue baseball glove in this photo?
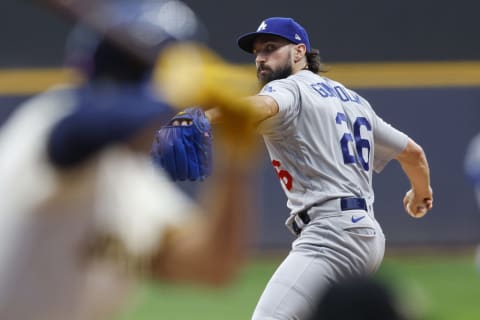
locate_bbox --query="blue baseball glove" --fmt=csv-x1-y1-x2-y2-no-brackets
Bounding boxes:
152,107,212,181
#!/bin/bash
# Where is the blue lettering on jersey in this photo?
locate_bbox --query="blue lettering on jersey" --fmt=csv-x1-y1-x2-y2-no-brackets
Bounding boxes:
335,86,350,102
335,112,356,165
354,117,372,170
336,112,372,171
311,82,360,104
263,85,275,93
311,83,334,97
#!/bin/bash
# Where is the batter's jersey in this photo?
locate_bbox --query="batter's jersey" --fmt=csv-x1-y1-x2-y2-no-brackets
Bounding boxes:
257,70,408,214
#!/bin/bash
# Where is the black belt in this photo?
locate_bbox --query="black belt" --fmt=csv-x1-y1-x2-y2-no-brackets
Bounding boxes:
340,197,367,212
292,197,367,235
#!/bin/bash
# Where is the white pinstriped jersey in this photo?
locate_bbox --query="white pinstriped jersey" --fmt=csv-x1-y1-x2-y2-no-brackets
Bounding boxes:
257,70,408,215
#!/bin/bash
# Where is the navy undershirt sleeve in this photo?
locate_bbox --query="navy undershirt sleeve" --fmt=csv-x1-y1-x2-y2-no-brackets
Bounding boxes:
47,102,173,168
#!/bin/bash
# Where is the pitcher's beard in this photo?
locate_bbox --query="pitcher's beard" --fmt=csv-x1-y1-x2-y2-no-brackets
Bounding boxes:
257,63,293,86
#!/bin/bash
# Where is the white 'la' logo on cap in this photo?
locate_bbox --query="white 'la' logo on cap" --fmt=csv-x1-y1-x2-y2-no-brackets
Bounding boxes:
295,34,301,40
257,21,267,31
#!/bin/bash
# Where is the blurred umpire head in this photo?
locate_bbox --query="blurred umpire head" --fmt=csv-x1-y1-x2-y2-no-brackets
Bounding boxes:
57,0,207,83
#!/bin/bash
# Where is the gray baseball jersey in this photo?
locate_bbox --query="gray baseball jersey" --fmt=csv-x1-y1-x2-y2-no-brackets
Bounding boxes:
252,70,408,320
257,70,408,215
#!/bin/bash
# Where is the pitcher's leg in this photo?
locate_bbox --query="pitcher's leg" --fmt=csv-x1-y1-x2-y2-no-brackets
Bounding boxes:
251,250,340,320
252,216,385,320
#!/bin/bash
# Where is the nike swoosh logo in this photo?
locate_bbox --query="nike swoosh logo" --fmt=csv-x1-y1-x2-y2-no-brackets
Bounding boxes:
351,215,366,223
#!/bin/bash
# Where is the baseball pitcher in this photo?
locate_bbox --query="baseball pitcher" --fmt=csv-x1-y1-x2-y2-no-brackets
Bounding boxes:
156,17,433,320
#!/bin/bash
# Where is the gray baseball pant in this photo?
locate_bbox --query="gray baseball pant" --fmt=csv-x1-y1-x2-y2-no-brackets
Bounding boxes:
251,205,385,320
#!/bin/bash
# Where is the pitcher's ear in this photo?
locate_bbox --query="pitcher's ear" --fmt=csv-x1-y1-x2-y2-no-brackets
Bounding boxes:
293,44,307,62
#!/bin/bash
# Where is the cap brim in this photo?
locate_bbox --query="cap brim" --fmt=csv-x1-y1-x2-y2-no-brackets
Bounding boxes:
237,31,293,53
237,32,259,53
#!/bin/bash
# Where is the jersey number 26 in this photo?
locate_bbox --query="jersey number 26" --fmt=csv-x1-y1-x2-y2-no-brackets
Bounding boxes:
335,112,372,171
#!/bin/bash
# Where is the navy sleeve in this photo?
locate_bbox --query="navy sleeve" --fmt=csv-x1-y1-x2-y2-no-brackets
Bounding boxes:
47,104,174,168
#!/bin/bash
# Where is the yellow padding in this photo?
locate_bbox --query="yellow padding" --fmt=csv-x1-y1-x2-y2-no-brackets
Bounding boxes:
0,68,82,95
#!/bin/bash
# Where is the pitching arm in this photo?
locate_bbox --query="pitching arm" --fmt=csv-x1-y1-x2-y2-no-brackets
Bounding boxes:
396,138,433,218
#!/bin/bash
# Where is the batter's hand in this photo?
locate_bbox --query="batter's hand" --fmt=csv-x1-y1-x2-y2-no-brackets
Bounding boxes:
403,188,433,218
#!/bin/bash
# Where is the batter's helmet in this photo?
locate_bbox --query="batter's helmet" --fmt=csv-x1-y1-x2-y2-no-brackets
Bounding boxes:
62,0,207,81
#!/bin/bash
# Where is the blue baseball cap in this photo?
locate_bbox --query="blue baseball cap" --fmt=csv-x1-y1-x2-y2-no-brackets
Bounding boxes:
237,17,311,53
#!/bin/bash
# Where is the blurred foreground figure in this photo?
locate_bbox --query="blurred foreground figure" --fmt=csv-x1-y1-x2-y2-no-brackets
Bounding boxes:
465,132,480,207
0,1,254,319
465,132,480,269
309,276,407,320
